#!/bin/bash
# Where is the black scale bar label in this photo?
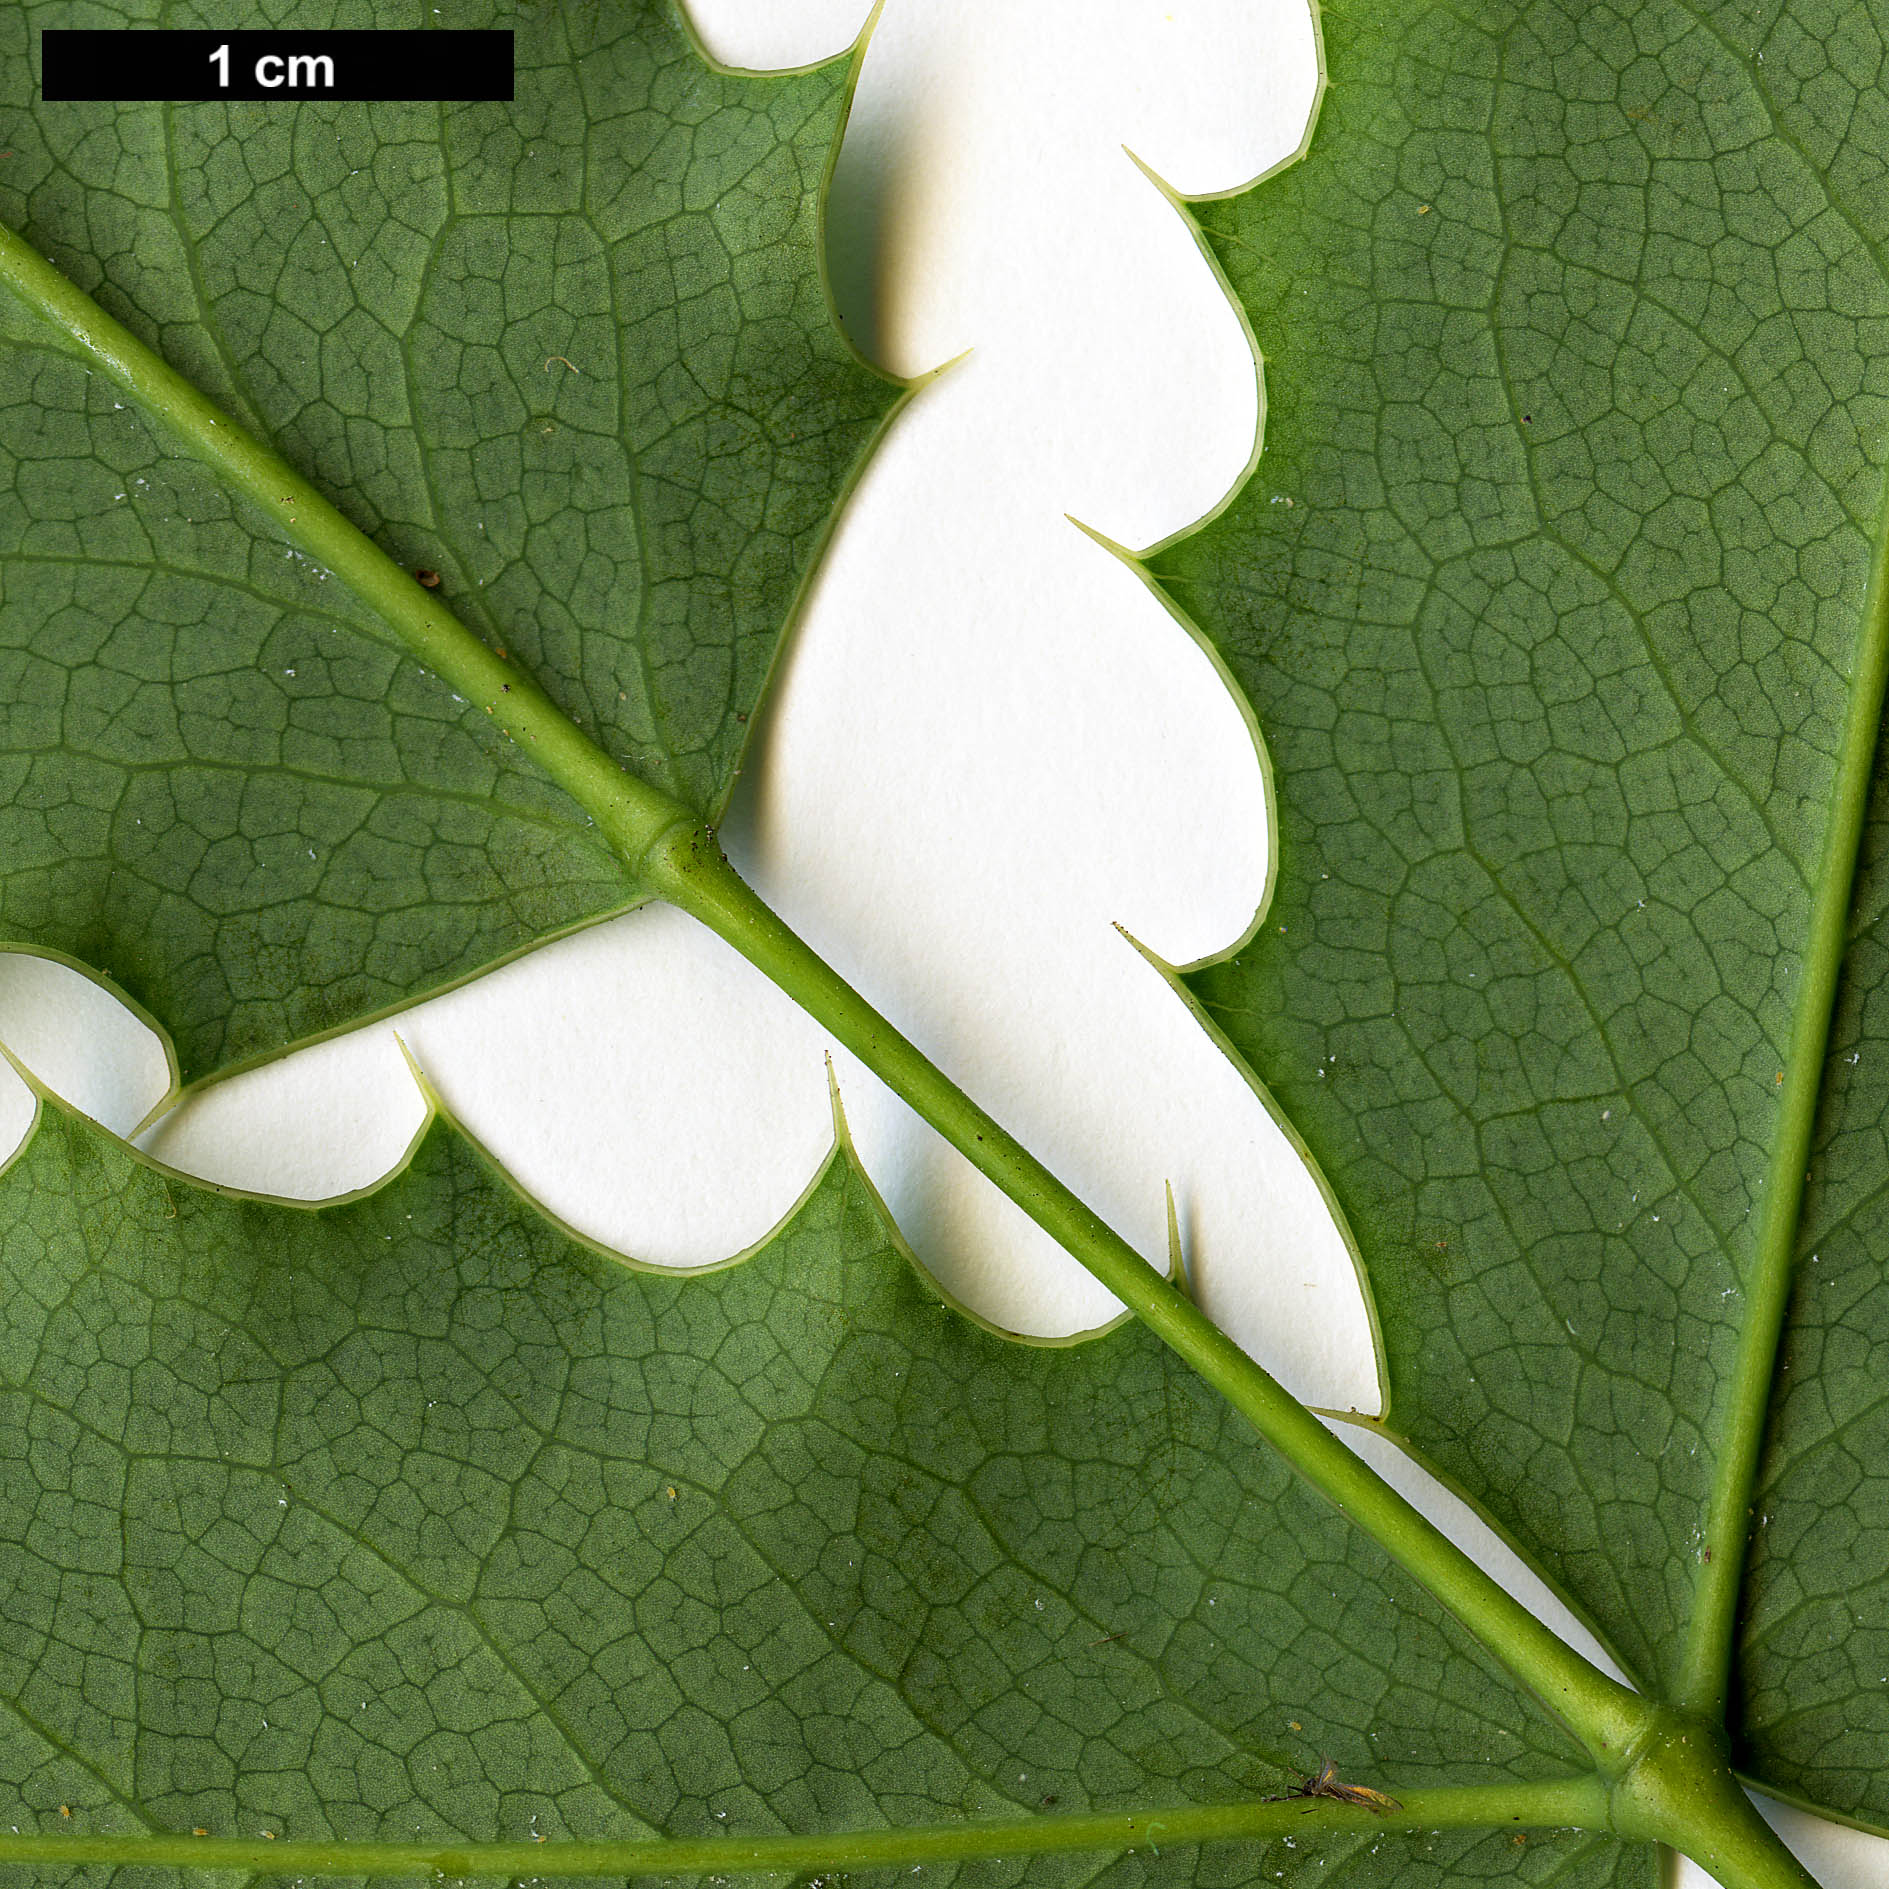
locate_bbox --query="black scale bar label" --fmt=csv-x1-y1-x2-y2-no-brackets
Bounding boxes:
41,29,513,103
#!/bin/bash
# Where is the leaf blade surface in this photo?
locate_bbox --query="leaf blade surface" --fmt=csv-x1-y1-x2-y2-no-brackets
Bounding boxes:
0,0,895,1085
0,1091,1647,1885
1740,752,1889,1828
1153,0,1889,1824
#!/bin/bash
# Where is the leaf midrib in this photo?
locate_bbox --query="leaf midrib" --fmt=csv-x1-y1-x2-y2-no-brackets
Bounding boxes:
1452,0,1889,1727
0,195,1661,1779
1679,451,1889,1718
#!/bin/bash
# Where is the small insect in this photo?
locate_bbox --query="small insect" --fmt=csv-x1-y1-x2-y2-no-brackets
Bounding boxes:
415,568,441,589
1264,1758,1402,1815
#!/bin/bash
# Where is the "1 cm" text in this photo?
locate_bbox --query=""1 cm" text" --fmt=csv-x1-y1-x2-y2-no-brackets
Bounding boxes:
208,44,335,89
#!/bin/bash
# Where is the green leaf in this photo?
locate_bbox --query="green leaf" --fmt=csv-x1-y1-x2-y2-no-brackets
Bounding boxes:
0,0,895,1085
1151,0,1889,1831
3,0,1886,1880
1740,762,1889,1827
0,1088,1644,1886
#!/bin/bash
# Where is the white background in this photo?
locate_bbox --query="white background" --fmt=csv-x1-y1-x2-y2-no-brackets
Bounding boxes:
2,4,1884,1882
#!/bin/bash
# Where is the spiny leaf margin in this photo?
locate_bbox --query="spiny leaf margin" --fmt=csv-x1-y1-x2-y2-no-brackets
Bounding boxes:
0,1067,1642,1886
1154,0,1889,1829
0,0,897,1086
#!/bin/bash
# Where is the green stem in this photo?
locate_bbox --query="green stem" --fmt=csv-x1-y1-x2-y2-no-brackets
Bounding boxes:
1612,1718,1821,1889
657,830,1648,1761
0,214,1647,1767
0,1778,1608,1880
1675,1795,1821,1889
1676,464,1889,1720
